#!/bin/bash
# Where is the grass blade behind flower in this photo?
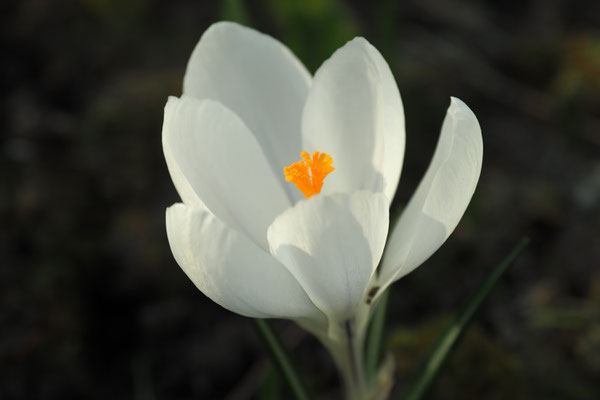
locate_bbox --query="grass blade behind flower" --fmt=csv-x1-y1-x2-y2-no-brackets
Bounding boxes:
403,237,530,400
252,319,311,400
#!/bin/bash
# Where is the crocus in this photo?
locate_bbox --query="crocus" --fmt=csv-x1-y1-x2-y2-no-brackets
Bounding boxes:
163,21,482,397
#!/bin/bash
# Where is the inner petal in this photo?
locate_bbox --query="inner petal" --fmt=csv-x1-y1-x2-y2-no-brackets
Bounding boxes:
267,191,390,325
183,22,312,202
163,96,291,250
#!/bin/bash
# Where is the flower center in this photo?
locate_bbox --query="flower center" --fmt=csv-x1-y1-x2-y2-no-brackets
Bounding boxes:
284,151,335,198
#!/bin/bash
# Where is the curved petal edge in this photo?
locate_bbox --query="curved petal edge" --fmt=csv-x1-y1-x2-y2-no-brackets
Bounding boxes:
166,203,326,326
301,37,405,200
183,21,311,200
267,191,389,330
162,96,291,250
377,97,483,292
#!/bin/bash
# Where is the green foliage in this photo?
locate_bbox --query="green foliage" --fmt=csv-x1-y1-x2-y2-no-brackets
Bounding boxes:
82,0,148,27
364,288,390,385
257,365,284,400
259,0,358,72
402,238,530,400
390,318,525,400
252,319,311,400
220,0,251,25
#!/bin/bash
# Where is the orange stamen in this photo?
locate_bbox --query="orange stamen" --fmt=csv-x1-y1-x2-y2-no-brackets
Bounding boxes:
284,151,334,198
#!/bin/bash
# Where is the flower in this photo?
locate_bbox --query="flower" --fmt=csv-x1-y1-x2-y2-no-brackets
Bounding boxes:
163,22,483,341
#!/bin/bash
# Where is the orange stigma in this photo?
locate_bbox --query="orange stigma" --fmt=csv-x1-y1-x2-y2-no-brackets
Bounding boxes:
284,151,335,198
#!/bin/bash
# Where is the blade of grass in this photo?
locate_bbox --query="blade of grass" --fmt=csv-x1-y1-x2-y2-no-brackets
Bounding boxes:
365,287,390,384
252,319,311,400
219,0,250,25
403,237,530,400
257,365,283,400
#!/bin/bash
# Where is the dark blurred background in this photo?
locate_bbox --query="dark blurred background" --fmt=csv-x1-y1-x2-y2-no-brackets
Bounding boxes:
2,0,599,399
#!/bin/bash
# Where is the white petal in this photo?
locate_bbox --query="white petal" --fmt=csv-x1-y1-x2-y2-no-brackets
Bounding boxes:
377,98,483,289
162,96,290,250
163,107,205,209
267,192,389,324
302,38,405,200
183,21,311,201
360,40,406,200
166,203,326,325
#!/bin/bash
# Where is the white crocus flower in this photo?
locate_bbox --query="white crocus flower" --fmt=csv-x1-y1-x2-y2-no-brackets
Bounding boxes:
163,21,482,397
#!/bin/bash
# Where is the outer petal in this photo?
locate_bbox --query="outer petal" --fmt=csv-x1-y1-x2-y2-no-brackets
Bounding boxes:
183,21,311,201
267,192,389,326
162,96,290,250
166,203,326,326
377,98,483,289
302,37,405,200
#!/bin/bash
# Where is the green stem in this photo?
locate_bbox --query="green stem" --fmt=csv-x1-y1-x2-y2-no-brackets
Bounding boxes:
326,320,369,400
364,288,390,384
345,320,367,399
252,319,311,400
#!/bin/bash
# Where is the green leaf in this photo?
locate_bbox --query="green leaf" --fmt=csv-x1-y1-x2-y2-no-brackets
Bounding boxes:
219,0,251,25
403,237,530,400
257,364,283,400
252,319,311,400
259,0,358,72
365,287,390,384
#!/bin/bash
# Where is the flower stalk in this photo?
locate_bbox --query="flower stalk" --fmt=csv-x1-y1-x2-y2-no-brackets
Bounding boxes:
321,320,369,400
